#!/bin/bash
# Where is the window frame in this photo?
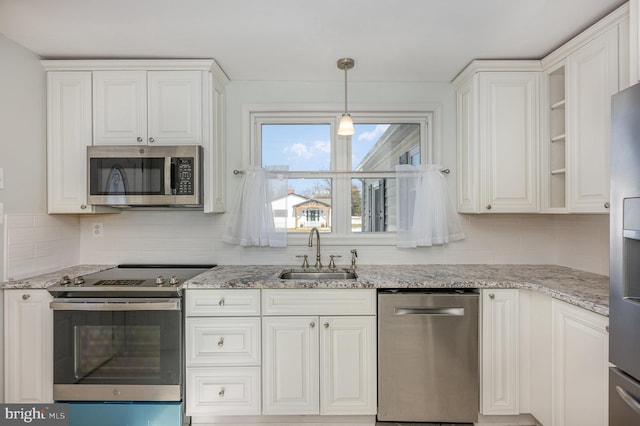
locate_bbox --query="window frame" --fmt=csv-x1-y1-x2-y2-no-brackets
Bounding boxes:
243,105,439,246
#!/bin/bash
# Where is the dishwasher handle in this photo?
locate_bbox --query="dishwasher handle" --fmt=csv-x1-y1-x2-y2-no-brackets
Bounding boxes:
394,307,465,316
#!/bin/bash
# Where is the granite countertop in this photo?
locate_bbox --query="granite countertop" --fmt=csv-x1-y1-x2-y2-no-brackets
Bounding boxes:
186,264,610,316
0,265,116,289
0,263,609,316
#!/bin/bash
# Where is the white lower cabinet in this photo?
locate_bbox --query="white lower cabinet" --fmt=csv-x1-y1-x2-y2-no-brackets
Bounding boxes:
4,290,53,403
185,288,376,420
481,289,520,414
551,299,609,426
262,289,377,416
185,290,261,417
484,290,609,426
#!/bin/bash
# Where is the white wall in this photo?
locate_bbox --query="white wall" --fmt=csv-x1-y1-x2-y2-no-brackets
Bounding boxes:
0,35,47,281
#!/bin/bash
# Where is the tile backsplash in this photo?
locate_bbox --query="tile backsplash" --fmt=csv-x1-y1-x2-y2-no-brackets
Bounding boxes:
2,211,609,280
3,214,80,281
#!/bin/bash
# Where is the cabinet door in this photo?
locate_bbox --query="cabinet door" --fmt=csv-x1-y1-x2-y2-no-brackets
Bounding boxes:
566,26,618,213
93,71,147,145
262,316,319,415
481,289,519,414
319,316,376,415
4,290,53,403
480,72,540,213
456,74,481,213
552,299,609,426
147,71,202,146
47,72,95,214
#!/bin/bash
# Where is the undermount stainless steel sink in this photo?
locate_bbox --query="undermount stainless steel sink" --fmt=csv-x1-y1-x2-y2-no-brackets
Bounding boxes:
278,269,358,280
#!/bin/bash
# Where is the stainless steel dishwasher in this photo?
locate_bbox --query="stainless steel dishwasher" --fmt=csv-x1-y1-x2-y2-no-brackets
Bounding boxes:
377,289,479,423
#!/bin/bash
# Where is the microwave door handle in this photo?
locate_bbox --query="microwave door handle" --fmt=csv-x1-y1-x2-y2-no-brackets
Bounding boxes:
166,157,175,195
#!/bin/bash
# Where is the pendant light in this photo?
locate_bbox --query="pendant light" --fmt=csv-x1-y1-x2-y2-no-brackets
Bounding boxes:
337,57,355,136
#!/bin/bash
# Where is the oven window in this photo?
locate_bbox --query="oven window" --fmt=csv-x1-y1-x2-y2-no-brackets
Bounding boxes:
54,310,181,386
75,325,161,380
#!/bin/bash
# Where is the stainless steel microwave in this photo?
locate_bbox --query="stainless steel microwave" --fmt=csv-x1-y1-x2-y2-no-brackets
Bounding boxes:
87,145,202,207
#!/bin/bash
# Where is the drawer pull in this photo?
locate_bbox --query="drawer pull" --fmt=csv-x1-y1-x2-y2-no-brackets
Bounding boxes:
218,298,225,306
323,322,329,328
22,294,30,300
218,388,225,397
489,293,495,299
217,337,224,347
310,321,315,328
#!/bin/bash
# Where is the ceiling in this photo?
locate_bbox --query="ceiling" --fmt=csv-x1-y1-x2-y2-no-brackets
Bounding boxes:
0,0,627,82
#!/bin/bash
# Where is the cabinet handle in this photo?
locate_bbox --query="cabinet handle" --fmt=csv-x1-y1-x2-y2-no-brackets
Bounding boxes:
218,388,225,397
136,137,143,143
323,322,329,328
22,294,30,300
80,204,87,210
489,293,495,299
218,298,224,306
148,137,155,143
606,325,610,333
605,202,611,209
486,204,492,210
217,337,224,347
310,321,315,328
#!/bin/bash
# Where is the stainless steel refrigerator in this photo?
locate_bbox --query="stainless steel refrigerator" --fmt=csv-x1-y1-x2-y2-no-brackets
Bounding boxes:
610,82,640,424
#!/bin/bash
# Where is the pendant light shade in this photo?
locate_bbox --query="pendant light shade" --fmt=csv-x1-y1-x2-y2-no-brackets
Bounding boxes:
337,58,355,136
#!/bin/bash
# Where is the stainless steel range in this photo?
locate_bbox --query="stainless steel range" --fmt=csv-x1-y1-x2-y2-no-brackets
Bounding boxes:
47,264,214,404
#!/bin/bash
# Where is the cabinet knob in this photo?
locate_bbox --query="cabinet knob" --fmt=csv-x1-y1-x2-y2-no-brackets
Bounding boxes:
80,204,87,210
489,293,495,299
486,204,492,210
136,137,143,143
606,325,610,333
218,298,225,306
604,202,611,209
218,388,225,397
217,337,224,347
323,322,329,328
148,137,155,143
22,294,30,300
310,321,315,328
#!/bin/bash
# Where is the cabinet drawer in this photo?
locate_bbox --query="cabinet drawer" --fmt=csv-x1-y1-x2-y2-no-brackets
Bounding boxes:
262,289,376,316
186,289,260,316
185,367,260,416
186,317,260,366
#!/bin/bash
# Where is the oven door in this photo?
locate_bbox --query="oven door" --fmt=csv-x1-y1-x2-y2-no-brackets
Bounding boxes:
51,298,182,402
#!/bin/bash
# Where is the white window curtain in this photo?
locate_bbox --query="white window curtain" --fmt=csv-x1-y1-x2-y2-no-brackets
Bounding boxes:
395,164,465,248
223,166,288,247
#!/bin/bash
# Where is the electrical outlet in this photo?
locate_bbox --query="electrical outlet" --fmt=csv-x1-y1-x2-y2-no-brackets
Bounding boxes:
0,168,4,189
92,222,104,238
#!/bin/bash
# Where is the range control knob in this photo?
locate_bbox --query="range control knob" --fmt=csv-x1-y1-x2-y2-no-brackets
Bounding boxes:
60,275,72,286
74,276,85,286
155,276,166,286
169,276,180,286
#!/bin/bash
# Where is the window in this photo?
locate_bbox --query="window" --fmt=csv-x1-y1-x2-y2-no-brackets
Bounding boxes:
250,110,433,243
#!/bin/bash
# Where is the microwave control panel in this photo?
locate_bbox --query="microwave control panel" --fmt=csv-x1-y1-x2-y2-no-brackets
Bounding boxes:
174,158,194,195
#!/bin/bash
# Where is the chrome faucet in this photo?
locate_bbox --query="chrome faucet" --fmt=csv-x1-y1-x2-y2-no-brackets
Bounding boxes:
308,227,322,268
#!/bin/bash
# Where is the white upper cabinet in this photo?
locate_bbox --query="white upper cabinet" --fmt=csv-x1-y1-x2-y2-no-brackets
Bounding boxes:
541,5,627,213
566,26,618,213
42,60,229,214
93,70,203,146
454,63,541,213
46,72,112,214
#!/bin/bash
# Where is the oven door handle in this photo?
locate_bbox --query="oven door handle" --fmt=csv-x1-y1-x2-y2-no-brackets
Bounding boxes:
50,298,181,311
